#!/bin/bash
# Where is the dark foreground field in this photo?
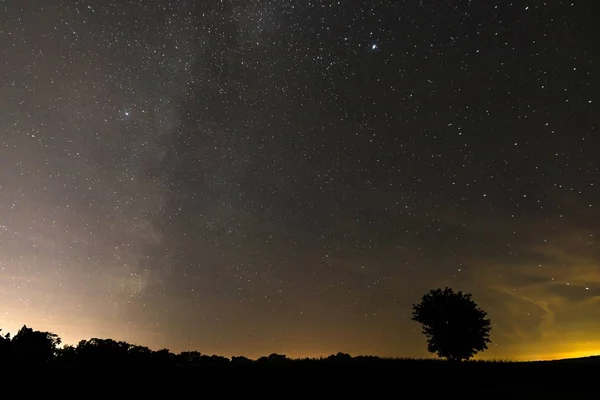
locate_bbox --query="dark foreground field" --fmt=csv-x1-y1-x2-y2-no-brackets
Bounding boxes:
39,356,599,398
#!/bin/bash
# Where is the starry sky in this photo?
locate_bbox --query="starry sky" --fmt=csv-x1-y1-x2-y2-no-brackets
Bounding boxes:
1,0,598,361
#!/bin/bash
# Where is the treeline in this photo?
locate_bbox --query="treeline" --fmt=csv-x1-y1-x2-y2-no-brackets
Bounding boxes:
0,324,372,367
2,287,497,367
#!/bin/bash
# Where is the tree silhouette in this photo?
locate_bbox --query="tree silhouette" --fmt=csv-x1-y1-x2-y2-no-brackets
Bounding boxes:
231,355,252,365
0,329,10,360
10,325,61,365
411,287,491,361
177,350,203,365
257,353,289,364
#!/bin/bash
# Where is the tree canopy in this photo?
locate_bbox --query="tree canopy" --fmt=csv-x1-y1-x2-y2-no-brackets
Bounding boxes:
412,287,492,361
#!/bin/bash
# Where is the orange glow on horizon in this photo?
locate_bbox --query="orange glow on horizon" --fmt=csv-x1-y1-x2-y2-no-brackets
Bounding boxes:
3,308,600,361
516,345,600,362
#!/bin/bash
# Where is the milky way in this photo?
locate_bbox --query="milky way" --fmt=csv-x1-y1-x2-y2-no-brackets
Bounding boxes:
1,1,599,360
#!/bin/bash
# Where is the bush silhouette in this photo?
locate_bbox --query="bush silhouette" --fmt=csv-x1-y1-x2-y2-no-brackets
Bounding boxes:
327,352,352,362
411,287,491,361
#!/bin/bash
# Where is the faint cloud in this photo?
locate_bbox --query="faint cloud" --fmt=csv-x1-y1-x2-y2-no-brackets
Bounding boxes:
477,232,600,356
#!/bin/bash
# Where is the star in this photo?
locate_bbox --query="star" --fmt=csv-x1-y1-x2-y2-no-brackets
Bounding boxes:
0,0,597,363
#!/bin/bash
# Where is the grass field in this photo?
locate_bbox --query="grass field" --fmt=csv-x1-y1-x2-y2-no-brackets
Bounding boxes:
214,357,597,398
44,355,599,398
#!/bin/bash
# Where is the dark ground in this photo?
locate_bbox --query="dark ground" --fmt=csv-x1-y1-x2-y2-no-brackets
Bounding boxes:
24,357,596,398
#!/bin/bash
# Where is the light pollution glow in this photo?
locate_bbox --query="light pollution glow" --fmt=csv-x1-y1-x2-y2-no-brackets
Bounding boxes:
2,231,599,362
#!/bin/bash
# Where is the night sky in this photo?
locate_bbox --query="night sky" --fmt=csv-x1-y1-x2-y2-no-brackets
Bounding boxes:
1,0,598,361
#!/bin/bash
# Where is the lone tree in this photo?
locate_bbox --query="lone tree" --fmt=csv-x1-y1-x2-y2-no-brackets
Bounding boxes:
412,287,491,361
